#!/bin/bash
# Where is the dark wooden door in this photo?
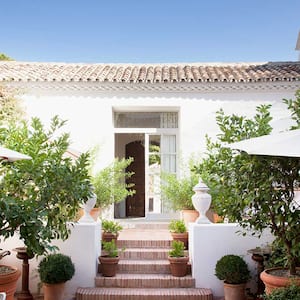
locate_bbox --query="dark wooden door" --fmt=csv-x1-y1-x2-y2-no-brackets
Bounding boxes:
126,141,145,217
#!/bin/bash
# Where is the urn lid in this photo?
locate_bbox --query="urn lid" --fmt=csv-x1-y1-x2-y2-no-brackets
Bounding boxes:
193,178,209,192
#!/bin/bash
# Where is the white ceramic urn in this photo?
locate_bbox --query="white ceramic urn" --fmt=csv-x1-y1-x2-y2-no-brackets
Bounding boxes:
192,179,212,224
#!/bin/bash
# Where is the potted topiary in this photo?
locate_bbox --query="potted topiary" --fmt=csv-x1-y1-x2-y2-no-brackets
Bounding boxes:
263,284,300,300
99,240,121,277
101,219,123,244
38,253,75,300
168,220,188,249
215,254,250,300
168,240,189,277
161,171,199,225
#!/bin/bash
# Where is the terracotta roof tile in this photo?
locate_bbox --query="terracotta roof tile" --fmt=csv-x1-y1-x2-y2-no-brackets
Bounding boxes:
0,61,299,84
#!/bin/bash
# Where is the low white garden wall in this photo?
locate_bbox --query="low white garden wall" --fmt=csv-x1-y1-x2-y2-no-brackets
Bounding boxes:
189,223,274,298
0,221,101,299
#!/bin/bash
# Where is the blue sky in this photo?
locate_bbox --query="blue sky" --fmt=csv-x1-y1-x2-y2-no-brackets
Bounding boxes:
1,0,299,63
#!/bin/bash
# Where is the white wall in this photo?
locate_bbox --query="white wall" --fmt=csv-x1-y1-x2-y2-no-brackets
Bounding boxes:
189,223,274,298
21,88,297,172
0,222,101,299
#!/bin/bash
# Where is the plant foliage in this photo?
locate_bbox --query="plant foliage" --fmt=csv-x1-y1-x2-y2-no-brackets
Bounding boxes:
101,219,123,234
263,284,300,300
38,253,75,284
168,220,187,233
215,254,250,284
169,240,185,257
101,240,119,257
92,157,135,209
0,116,93,256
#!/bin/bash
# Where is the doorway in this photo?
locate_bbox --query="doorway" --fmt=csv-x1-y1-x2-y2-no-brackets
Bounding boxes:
125,141,145,217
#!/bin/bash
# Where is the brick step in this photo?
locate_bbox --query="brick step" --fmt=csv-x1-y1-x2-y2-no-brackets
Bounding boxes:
119,221,170,230
120,248,170,260
95,273,195,288
76,287,213,300
118,239,172,249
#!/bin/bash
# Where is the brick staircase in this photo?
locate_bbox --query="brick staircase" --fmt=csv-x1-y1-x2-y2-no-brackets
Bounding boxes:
76,223,213,300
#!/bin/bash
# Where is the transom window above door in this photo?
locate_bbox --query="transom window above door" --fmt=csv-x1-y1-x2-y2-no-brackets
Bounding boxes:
114,112,178,128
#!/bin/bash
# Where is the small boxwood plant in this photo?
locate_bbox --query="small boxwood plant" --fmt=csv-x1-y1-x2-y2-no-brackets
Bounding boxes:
169,241,185,257
38,253,75,284
215,254,250,284
168,220,187,233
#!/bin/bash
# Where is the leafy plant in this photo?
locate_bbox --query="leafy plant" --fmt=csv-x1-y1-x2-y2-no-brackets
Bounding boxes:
101,240,119,258
168,220,187,233
194,91,300,276
263,284,300,300
38,253,75,284
161,171,198,210
169,240,185,257
92,157,135,209
0,116,93,256
102,219,123,235
215,254,250,284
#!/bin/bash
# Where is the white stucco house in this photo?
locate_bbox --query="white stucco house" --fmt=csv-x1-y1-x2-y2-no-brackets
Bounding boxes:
1,58,300,220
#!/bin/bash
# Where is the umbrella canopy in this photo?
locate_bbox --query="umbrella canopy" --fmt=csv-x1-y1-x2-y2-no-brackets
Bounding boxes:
226,129,300,158
0,146,32,162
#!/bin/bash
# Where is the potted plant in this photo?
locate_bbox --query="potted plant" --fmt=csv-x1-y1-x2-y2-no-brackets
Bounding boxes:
0,250,21,300
38,253,75,300
263,284,300,300
161,171,199,225
168,220,188,249
168,240,189,277
91,157,135,219
99,240,121,277
215,254,250,300
101,219,123,243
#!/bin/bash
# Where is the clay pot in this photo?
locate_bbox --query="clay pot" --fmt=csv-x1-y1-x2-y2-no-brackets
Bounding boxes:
171,232,188,250
260,267,300,295
77,207,101,221
168,256,189,277
181,210,199,227
0,265,21,300
99,256,119,277
223,282,246,300
102,232,119,244
43,282,65,300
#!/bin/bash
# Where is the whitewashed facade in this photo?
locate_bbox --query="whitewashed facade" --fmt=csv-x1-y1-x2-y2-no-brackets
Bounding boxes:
1,61,300,219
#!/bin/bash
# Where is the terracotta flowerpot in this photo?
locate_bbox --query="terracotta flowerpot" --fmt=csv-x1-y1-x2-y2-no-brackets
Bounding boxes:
99,256,119,277
43,282,65,300
181,210,199,227
0,265,21,300
77,207,101,221
102,232,119,244
168,256,189,277
260,267,300,295
223,282,246,300
171,232,189,250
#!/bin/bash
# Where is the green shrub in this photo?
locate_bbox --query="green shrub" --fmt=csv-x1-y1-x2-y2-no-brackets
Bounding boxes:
169,241,185,257
101,240,119,257
38,253,75,284
215,254,250,284
168,220,187,233
102,220,123,234
263,284,300,300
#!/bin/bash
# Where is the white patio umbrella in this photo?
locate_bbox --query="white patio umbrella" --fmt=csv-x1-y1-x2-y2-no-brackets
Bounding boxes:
225,129,300,158
0,146,32,162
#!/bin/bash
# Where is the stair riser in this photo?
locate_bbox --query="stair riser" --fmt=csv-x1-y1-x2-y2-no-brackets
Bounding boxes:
76,288,213,300
95,277,195,288
118,240,172,248
118,263,171,274
120,250,169,260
